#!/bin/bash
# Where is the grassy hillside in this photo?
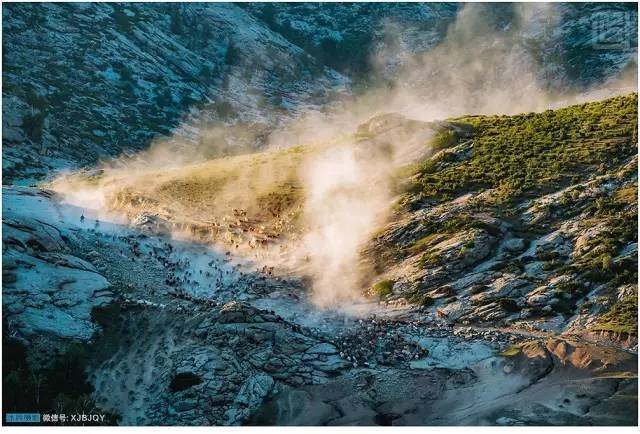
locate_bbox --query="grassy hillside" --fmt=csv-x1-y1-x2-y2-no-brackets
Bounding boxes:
113,145,309,222
410,93,637,205
370,93,637,336
53,94,638,338
50,143,321,253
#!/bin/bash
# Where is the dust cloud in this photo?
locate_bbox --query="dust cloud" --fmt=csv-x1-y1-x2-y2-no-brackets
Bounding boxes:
50,3,637,310
367,2,636,120
291,3,636,308
298,142,396,307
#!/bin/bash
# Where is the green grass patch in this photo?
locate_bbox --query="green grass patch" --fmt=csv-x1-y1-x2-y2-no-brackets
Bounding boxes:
371,279,395,298
418,251,443,268
591,293,638,336
498,345,522,357
430,128,458,151
407,233,443,255
416,93,638,204
406,290,435,306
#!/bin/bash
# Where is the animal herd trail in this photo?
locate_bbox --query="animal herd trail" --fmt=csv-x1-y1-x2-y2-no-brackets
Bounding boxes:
8,182,630,426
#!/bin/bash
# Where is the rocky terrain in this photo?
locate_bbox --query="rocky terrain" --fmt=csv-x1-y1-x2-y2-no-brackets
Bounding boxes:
366,94,638,346
2,2,638,428
2,3,637,182
4,93,638,426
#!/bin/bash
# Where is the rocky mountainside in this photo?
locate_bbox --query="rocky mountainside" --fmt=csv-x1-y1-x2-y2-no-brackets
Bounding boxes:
366,93,638,344
3,94,638,425
2,2,638,427
2,2,637,182
50,93,639,347
3,180,637,426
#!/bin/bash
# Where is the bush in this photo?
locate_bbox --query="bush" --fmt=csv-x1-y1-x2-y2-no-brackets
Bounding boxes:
592,294,638,335
417,93,638,204
430,129,458,151
407,291,434,306
419,252,442,268
45,342,93,398
371,279,395,298
22,111,46,142
600,253,613,271
2,335,119,424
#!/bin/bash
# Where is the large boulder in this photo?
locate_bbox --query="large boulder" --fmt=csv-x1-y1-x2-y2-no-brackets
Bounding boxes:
3,187,114,347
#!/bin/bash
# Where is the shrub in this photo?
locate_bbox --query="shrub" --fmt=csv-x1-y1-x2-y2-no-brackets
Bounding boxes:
592,294,638,335
417,93,638,204
406,290,434,306
430,129,458,151
371,279,395,298
22,111,47,141
419,252,442,268
2,335,119,424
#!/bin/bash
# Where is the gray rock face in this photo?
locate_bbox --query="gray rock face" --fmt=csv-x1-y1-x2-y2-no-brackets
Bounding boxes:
90,300,353,425
471,275,533,303
3,3,636,182
3,187,114,349
226,374,274,425
526,286,557,308
534,230,573,258
306,342,338,355
503,238,526,253
427,229,496,271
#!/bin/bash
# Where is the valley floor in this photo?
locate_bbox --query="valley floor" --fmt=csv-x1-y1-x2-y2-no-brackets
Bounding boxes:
2,186,637,426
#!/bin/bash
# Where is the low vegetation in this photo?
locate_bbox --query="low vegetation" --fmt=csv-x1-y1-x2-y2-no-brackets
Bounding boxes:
371,279,395,298
498,345,522,357
571,182,638,286
591,294,638,336
429,128,459,151
406,290,435,307
368,93,637,323
414,94,637,204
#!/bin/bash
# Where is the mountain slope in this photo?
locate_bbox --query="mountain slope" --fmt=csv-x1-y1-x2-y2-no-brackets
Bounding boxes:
5,94,638,427
3,3,637,183
367,93,638,342
50,94,638,345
